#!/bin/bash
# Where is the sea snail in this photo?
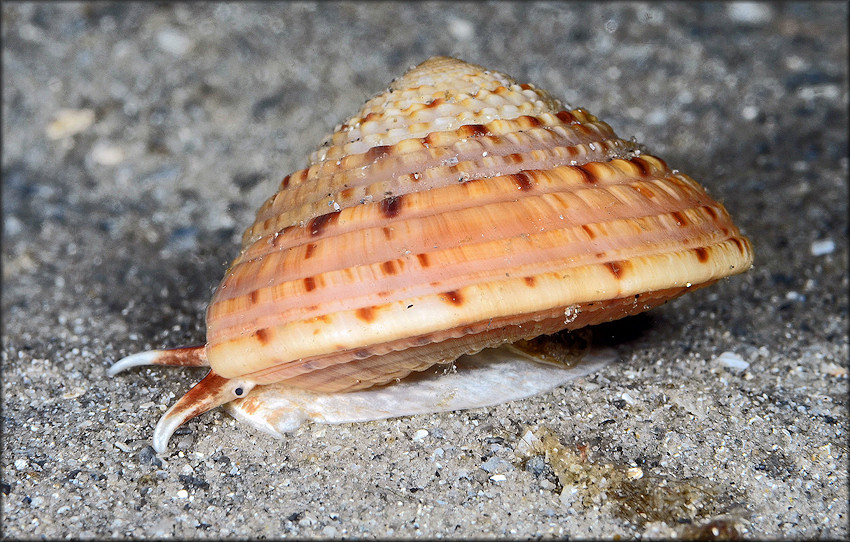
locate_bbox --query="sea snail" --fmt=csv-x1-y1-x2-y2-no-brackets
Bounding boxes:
109,56,753,453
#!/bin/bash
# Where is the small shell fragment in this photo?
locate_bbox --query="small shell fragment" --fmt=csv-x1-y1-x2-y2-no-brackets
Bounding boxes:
713,351,750,373
626,466,644,480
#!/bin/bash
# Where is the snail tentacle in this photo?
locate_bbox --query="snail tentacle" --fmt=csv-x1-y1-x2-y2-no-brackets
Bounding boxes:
152,369,255,453
108,345,208,376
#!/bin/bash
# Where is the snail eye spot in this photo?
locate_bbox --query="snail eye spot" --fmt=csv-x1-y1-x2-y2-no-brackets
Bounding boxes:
234,387,244,397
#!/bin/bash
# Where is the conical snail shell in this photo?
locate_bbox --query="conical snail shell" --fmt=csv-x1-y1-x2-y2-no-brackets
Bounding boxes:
110,56,753,452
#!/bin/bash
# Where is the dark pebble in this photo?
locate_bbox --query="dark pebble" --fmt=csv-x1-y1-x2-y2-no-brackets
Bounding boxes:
524,455,546,476
137,446,162,467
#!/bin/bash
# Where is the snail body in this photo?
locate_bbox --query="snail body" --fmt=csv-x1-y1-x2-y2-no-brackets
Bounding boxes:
110,57,753,452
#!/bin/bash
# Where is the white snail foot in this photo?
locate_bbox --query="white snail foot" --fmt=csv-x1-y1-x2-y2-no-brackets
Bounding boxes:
224,344,616,438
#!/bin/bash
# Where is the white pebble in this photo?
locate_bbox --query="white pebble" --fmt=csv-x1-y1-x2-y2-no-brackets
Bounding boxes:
645,108,668,126
810,239,835,256
447,17,475,41
489,474,507,482
559,485,579,506
4,216,22,237
14,458,28,470
515,429,539,456
785,291,804,302
61,387,86,399
46,108,95,139
412,429,429,441
726,2,773,24
156,28,192,56
90,142,125,166
741,105,759,121
176,489,189,499
480,456,513,474
714,351,750,373
113,441,134,453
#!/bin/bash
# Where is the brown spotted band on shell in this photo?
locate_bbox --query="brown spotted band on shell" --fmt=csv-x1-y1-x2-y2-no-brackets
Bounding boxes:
109,56,753,452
